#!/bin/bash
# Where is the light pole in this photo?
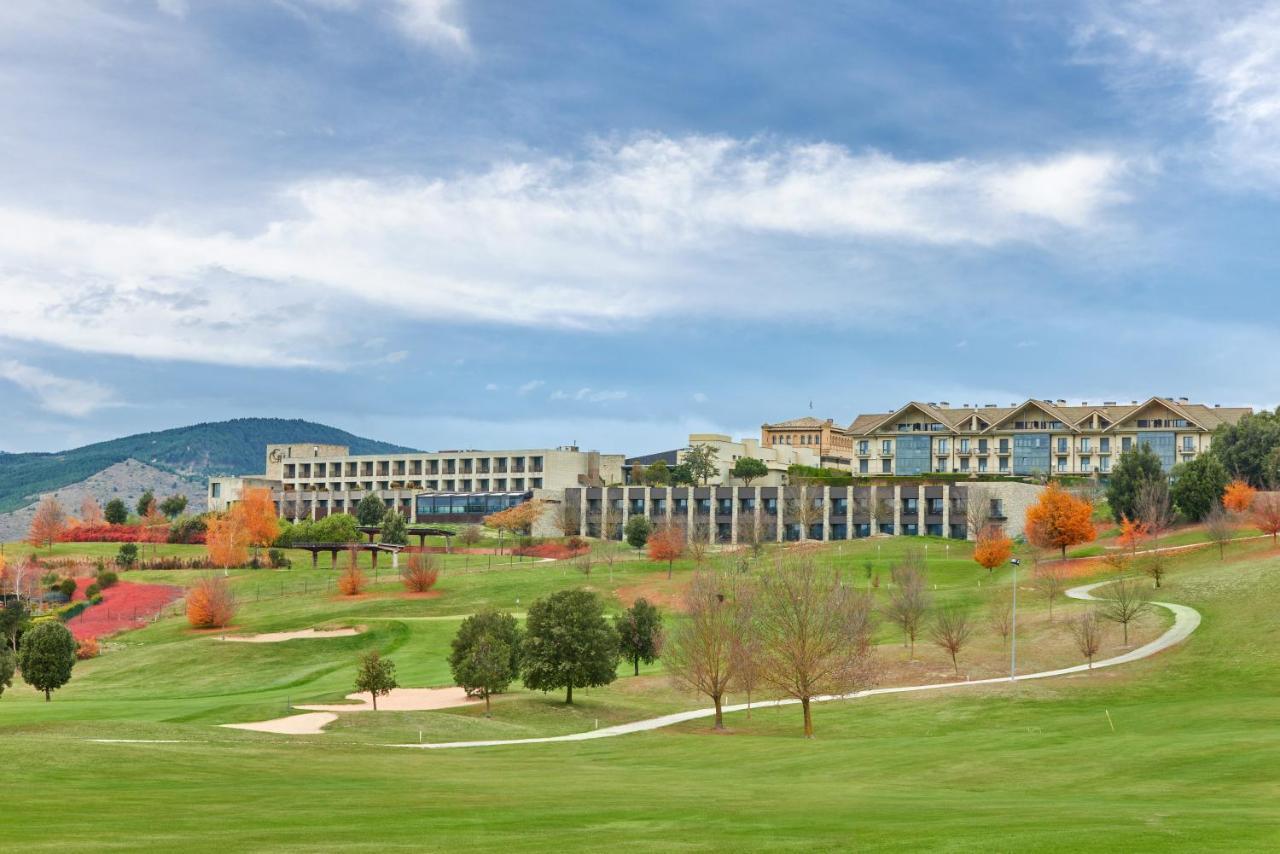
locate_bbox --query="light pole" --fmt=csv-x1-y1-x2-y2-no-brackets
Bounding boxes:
1009,557,1021,680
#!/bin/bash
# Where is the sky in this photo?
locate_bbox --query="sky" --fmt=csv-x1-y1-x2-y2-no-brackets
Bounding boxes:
2,0,1279,455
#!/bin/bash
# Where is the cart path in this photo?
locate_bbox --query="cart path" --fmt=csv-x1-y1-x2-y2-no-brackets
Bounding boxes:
386,579,1199,751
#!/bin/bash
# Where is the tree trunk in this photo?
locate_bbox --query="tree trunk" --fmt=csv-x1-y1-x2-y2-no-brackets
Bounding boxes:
565,683,573,704
45,688,51,702
1123,622,1129,645
668,560,673,580
1061,545,1067,560
802,697,813,738
484,692,491,717
951,651,958,675
713,694,723,729
371,692,377,711
633,656,640,677
746,689,752,719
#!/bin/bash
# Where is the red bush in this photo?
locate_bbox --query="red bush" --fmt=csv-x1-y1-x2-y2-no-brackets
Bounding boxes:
512,542,590,560
58,524,147,543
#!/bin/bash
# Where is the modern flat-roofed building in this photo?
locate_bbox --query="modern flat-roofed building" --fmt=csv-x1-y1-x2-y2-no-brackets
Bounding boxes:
208,443,623,522
842,397,1249,477
760,417,853,468
623,433,821,486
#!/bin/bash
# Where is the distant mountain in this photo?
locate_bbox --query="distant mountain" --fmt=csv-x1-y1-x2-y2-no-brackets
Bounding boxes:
0,418,415,513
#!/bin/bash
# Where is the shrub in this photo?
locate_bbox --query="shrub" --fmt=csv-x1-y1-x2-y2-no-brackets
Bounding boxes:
167,515,208,544
186,576,237,629
57,578,77,600
96,570,119,589
268,549,291,569
116,543,139,569
57,523,146,543
401,554,439,593
76,637,100,660
42,591,69,605
337,565,366,596
85,582,101,599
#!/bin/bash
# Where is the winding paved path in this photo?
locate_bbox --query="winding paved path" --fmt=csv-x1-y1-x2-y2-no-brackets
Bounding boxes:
387,580,1200,751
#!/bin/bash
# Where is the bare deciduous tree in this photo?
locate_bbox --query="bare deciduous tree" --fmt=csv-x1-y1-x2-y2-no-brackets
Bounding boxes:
1032,561,1070,622
573,546,594,576
1099,578,1151,645
964,487,994,541
787,488,825,542
686,519,711,567
1069,610,1104,668
987,592,1013,640
930,607,974,675
1136,480,1174,579
883,561,930,657
554,501,581,537
664,570,749,729
729,582,762,718
1203,502,1234,560
756,557,876,737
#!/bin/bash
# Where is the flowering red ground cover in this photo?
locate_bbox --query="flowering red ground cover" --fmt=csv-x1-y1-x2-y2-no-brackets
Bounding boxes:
66,577,183,641
511,542,589,560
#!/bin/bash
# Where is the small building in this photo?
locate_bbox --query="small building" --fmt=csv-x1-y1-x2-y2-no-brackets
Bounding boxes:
761,416,854,469
623,433,820,487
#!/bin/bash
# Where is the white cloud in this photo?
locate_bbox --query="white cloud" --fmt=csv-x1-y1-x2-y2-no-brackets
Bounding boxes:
0,360,116,416
517,380,544,395
1079,1,1280,185
156,0,188,17
484,383,499,391
389,0,468,51
692,392,708,403
383,349,408,363
551,388,628,403
0,134,1130,366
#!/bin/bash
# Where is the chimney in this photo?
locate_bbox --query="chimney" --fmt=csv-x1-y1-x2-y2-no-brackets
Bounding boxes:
1179,396,1190,404
1104,401,1117,406
939,401,950,408
1056,399,1066,405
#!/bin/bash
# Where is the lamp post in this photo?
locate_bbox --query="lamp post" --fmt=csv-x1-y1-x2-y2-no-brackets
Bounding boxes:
1009,557,1021,680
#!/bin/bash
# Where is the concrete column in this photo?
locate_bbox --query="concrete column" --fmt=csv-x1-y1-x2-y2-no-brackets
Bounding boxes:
579,489,589,537
822,486,831,541
893,484,902,534
730,487,739,544
776,490,784,542
754,492,763,545
686,492,695,540
620,490,629,538
869,484,878,535
942,484,951,538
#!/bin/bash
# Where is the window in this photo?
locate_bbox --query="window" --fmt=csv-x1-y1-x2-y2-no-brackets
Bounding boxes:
763,497,777,514
927,497,944,515
1122,437,1132,452
1057,437,1068,453
937,438,949,454
1057,457,1068,472
881,439,893,455
739,497,755,513
959,438,970,453
858,440,869,454
859,459,869,474
990,499,1005,518
977,457,988,473
998,456,1009,472
211,482,221,498
902,497,918,514
999,438,1010,453
1100,455,1111,472
1080,437,1091,452
1100,437,1110,453
902,523,919,536
717,498,732,515
630,498,646,514
881,459,892,474
1080,456,1091,472
1182,436,1195,452
959,457,970,472
978,439,988,454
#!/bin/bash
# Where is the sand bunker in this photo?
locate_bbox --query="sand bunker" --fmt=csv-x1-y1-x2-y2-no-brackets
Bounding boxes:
296,686,480,713
222,712,337,735
215,627,363,643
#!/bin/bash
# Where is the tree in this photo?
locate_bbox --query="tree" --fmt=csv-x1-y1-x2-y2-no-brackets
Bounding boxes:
1210,407,1280,488
0,647,13,699
381,510,408,545
669,462,697,486
1170,455,1229,521
400,553,438,593
1136,479,1174,587
450,610,522,715
355,493,387,526
615,598,664,676
1025,483,1096,559
354,651,397,711
1032,561,1069,621
1252,492,1280,545
159,494,189,519
756,557,876,738
647,523,685,579
135,490,155,518
186,575,237,628
963,487,994,540
0,600,30,652
17,621,76,701
116,542,139,569
484,499,546,553
521,589,619,704
683,444,720,485
1069,610,1105,668
103,498,128,525
930,607,974,676
640,461,671,486
730,582,762,718
1116,515,1148,558
664,570,747,729
624,515,652,552
206,514,249,568
972,525,1012,574
1204,503,1235,559
1106,443,1164,523
141,498,168,556
1099,578,1151,645
883,560,930,656
1222,479,1258,514
337,551,366,596
27,496,67,550
457,525,483,547
788,488,825,542
553,502,581,537
80,496,104,527
987,593,1012,640
731,457,768,485
686,519,711,566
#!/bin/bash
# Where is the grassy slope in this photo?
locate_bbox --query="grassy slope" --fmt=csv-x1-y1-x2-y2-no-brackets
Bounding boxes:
1,537,1277,850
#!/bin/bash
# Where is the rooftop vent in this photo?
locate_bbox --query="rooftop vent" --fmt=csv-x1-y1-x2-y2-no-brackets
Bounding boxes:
1215,404,1221,408
1179,396,1190,403
939,401,950,407
984,403,996,408
1104,401,1117,406
1056,399,1066,405
1132,400,1138,405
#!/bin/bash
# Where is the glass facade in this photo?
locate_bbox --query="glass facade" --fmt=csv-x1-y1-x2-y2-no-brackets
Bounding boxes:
1012,433,1050,475
1138,431,1176,469
415,492,527,517
895,435,931,475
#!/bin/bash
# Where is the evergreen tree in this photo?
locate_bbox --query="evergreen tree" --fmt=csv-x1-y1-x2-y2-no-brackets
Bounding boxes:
1170,454,1230,521
731,457,768,485
103,498,128,525
18,621,77,701
1211,407,1280,487
353,651,397,711
0,648,14,699
135,490,156,518
624,515,652,551
615,598,664,676
1106,443,1164,523
380,510,408,545
449,610,522,716
355,493,387,526
521,590,619,703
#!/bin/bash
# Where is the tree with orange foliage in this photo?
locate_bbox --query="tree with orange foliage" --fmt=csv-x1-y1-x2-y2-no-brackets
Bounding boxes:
28,496,67,550
1025,484,1096,560
972,525,1012,574
338,548,366,596
401,553,439,593
1116,515,1149,558
483,499,546,555
1223,479,1258,514
234,487,280,559
186,575,237,628
80,496,104,527
141,499,168,555
647,523,686,579
206,514,249,568
1252,493,1280,546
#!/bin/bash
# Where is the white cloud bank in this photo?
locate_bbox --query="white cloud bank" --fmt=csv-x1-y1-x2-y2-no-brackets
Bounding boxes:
0,134,1129,367
0,360,116,416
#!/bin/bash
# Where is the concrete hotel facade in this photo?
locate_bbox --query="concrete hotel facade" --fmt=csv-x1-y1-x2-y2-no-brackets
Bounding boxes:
561,481,1042,543
818,397,1249,478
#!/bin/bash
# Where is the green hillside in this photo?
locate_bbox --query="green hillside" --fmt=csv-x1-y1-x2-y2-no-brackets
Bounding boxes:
0,418,414,513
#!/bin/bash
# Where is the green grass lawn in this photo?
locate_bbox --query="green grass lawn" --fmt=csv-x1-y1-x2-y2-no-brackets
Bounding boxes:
1,535,1277,850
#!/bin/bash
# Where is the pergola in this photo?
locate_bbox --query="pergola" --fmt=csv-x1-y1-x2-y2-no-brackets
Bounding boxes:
355,525,456,549
292,541,408,569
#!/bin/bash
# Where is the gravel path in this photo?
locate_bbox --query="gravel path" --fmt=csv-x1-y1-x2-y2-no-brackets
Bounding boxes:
387,579,1199,751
